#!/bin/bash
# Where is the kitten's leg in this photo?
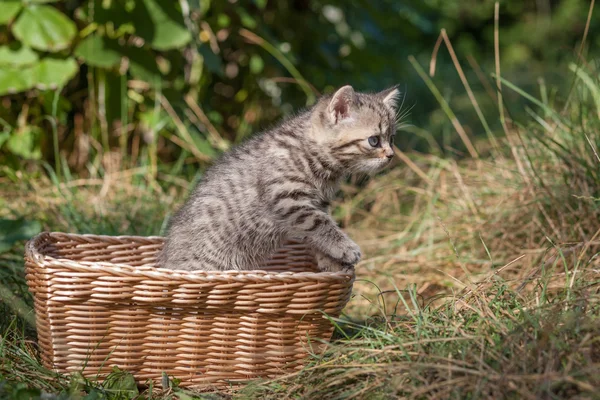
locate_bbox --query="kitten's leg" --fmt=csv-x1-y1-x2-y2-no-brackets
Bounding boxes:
274,205,361,267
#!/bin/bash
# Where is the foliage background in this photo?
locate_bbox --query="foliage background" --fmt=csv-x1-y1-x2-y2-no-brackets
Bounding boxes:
1,0,598,180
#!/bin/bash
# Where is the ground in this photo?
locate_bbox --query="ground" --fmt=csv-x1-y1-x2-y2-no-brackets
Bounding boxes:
1,118,599,399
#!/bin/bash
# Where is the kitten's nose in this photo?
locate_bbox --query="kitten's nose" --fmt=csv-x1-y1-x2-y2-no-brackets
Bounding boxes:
385,148,394,159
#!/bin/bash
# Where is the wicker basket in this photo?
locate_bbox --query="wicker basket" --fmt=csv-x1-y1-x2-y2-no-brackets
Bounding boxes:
24,232,354,387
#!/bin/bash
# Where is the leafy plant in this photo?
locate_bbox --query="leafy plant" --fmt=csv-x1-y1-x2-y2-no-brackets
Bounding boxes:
0,0,598,175
0,1,78,95
0,218,41,254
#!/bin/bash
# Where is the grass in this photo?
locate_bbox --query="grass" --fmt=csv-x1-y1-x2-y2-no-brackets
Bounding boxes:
1,36,600,400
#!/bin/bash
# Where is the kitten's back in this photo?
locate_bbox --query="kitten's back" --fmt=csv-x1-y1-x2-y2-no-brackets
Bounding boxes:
160,117,310,271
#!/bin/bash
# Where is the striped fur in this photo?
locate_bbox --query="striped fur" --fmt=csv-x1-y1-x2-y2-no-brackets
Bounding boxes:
159,85,400,271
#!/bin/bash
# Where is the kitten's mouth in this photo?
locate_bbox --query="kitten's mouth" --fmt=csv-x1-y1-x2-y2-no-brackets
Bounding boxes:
379,158,394,169
368,158,392,172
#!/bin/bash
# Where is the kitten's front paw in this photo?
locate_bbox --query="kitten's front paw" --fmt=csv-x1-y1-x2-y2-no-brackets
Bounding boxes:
315,251,355,273
340,240,362,265
327,239,361,266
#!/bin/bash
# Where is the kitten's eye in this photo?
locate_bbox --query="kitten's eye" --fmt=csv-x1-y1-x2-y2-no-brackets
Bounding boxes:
390,134,396,145
368,136,380,147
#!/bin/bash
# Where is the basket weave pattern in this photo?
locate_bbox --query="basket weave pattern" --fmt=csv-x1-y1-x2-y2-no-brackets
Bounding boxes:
24,232,354,386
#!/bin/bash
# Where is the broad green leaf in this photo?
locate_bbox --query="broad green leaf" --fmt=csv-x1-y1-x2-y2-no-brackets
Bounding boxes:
5,126,42,160
74,34,122,68
0,66,35,95
0,44,38,67
0,58,77,94
32,58,78,89
12,5,77,51
133,0,191,50
0,0,22,25
0,218,42,254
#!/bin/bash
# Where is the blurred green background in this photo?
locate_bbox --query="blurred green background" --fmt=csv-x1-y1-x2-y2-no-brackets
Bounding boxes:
0,0,597,179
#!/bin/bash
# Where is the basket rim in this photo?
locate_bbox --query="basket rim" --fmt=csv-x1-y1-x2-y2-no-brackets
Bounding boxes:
25,232,355,282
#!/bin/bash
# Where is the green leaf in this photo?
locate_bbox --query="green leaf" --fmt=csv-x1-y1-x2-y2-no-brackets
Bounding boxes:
133,0,191,50
198,44,222,75
0,44,38,67
0,131,10,148
126,47,161,83
249,54,264,74
11,385,42,400
191,134,217,158
82,389,104,400
0,58,77,95
569,63,600,119
32,58,78,90
103,70,124,125
217,13,230,28
103,367,139,399
5,126,42,160
0,0,22,25
40,90,71,121
12,5,77,51
74,34,122,68
0,218,42,253
236,7,257,29
86,0,135,32
0,66,35,95
173,390,195,400
252,0,267,9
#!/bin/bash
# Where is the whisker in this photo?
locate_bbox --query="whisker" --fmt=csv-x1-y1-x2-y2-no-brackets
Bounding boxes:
395,102,415,125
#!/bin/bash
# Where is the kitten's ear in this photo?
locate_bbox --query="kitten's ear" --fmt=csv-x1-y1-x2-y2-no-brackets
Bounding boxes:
328,85,356,124
379,85,401,113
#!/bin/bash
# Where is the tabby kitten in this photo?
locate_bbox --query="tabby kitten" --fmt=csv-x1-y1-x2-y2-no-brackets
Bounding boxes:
159,85,400,272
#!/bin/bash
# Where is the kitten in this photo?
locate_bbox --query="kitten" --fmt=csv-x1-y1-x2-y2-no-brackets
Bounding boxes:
159,85,400,272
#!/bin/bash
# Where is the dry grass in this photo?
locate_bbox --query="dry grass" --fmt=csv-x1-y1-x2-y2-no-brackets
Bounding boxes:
1,120,599,399
338,146,599,319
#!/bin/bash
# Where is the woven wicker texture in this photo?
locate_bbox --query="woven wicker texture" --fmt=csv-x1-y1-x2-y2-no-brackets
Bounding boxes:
24,232,354,387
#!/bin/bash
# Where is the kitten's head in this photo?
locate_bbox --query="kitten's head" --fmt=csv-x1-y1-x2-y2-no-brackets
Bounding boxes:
312,85,402,174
